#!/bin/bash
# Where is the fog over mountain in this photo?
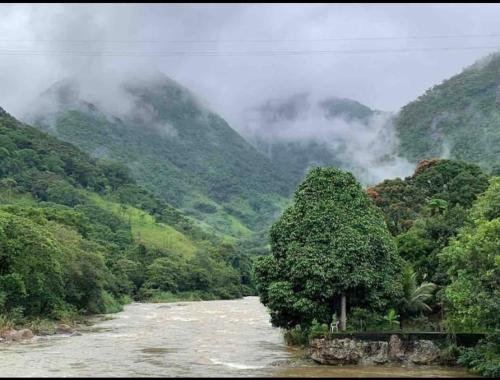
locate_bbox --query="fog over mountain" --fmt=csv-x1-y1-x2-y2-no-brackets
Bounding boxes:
239,92,414,185
2,4,500,184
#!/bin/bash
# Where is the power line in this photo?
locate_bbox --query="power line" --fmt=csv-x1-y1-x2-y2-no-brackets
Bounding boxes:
2,32,500,44
0,45,498,57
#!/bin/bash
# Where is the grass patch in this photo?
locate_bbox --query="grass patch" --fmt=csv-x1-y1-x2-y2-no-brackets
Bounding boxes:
89,193,197,257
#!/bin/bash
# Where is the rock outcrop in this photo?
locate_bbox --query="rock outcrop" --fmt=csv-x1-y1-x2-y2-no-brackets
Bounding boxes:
0,328,34,342
310,335,442,366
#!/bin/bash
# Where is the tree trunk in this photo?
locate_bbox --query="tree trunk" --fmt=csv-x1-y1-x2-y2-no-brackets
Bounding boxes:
340,293,347,331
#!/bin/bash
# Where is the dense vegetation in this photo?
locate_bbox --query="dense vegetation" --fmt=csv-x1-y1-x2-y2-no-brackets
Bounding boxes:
439,177,500,333
394,52,500,171
255,162,498,377
28,75,290,242
367,159,490,236
0,106,253,325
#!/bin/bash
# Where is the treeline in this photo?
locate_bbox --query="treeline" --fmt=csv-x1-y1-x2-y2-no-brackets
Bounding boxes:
0,107,254,325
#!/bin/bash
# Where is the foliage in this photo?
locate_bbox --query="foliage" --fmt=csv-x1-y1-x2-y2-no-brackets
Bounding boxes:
396,203,468,285
457,334,500,378
368,159,490,235
398,263,436,328
438,342,462,365
382,309,400,329
347,307,382,331
283,324,310,346
254,167,404,329
307,319,330,340
439,177,500,332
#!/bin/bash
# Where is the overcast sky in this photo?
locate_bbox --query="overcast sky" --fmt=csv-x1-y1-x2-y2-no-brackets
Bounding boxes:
2,3,500,125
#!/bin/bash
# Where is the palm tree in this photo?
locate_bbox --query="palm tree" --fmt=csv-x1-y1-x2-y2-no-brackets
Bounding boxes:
398,263,437,330
427,198,448,216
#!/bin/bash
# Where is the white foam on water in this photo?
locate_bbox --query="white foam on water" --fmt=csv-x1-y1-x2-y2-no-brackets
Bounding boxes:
167,317,198,322
209,358,265,370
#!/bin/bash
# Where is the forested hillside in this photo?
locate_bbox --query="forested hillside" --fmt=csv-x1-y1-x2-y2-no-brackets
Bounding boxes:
27,75,291,242
0,106,253,323
395,52,500,171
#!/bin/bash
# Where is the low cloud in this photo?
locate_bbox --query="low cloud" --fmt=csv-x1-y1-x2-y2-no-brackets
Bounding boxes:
239,92,414,185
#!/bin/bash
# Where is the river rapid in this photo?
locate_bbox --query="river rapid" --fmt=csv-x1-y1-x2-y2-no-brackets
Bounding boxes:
0,297,475,377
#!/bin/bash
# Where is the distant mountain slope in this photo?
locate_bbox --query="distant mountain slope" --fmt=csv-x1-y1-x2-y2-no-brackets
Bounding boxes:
26,74,291,241
394,52,500,171
240,92,411,187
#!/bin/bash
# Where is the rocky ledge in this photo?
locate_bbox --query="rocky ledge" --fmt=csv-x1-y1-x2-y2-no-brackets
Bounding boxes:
309,335,441,365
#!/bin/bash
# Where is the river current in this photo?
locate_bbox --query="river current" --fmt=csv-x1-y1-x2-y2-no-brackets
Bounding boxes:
0,297,474,377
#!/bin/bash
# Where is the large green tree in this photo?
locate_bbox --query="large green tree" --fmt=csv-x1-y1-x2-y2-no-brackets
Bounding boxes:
254,167,404,330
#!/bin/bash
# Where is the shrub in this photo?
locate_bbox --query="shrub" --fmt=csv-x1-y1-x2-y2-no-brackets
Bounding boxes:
284,324,309,347
458,334,500,378
308,319,330,340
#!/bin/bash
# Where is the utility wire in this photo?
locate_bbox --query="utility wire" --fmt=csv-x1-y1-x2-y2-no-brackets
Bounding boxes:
2,32,500,44
0,45,498,57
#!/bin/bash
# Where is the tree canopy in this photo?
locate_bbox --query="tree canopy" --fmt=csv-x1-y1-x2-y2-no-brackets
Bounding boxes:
254,167,404,329
439,177,500,332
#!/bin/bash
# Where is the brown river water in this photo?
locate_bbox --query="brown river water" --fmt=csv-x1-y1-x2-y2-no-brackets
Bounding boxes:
0,297,475,377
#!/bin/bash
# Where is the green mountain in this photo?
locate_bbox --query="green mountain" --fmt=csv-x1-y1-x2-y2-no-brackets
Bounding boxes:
27,74,291,244
0,105,252,321
394,52,500,171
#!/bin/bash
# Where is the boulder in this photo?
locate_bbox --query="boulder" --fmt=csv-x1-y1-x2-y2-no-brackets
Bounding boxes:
409,340,441,365
361,341,388,365
1,328,34,342
310,338,363,365
388,334,405,362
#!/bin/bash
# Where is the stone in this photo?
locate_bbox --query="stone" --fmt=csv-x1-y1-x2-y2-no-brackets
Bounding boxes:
1,328,34,342
56,324,74,334
388,334,405,362
409,340,441,365
310,338,363,365
361,341,388,365
309,335,441,366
